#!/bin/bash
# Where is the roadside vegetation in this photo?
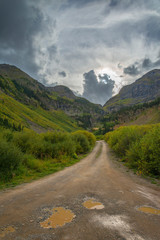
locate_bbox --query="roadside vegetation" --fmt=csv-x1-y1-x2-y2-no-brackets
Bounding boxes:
104,124,160,178
0,128,96,189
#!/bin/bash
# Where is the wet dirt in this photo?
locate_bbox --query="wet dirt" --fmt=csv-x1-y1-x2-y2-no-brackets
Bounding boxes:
0,141,160,240
40,207,75,229
0,226,15,238
138,206,160,215
83,199,104,209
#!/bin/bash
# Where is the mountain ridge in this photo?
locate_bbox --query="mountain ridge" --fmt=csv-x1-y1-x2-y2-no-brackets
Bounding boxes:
104,69,160,112
0,64,104,130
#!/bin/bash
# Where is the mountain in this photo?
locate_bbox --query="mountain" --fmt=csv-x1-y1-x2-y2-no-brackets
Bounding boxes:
107,97,160,130
104,69,160,112
0,64,103,131
48,85,77,100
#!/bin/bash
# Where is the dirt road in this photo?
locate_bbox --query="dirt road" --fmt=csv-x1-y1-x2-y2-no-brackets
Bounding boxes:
0,141,160,240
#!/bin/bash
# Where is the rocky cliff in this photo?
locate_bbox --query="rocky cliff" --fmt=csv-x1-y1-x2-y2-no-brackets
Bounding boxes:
104,69,160,112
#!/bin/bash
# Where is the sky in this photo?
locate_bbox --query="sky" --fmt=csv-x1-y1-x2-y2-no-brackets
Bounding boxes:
0,0,160,105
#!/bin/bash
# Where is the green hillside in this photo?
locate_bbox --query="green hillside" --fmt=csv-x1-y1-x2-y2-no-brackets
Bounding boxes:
0,91,79,132
109,98,160,129
0,64,103,130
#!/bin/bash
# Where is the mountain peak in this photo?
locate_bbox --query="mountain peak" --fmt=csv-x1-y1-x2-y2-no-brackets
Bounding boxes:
104,69,160,112
47,85,77,100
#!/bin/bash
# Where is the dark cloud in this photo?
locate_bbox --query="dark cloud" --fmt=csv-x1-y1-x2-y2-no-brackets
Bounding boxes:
142,57,160,69
109,0,119,7
59,71,67,77
0,0,160,94
67,0,105,7
146,18,160,43
123,64,139,76
82,70,115,105
142,58,152,69
124,56,160,78
0,0,43,78
154,59,160,67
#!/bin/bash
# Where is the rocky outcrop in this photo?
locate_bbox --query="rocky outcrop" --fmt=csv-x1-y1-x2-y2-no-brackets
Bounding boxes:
104,69,160,112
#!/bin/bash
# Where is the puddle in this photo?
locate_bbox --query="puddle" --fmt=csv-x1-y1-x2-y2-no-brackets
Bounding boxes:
0,226,15,238
138,206,160,215
40,207,75,229
83,199,104,209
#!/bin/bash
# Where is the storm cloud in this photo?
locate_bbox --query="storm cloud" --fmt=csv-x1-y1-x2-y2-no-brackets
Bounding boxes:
59,71,67,77
0,0,44,77
83,70,115,105
0,0,160,103
124,56,160,77
123,64,140,76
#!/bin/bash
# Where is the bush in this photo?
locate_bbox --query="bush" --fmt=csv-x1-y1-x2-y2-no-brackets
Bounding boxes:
13,131,36,153
23,155,43,172
41,131,76,159
0,128,94,183
72,130,96,148
105,125,151,157
105,124,160,177
72,132,90,154
138,127,160,176
0,137,23,180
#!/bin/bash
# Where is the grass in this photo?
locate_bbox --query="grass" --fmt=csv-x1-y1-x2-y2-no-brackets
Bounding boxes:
0,92,79,132
95,143,102,159
0,128,96,190
0,154,87,190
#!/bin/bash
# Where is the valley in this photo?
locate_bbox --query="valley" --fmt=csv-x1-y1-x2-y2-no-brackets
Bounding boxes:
0,64,160,239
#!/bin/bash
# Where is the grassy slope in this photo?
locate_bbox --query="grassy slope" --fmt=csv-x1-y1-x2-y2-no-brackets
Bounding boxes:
0,91,79,132
0,64,104,130
114,105,160,128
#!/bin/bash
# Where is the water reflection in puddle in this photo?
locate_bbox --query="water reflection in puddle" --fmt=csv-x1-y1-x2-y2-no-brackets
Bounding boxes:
40,207,75,228
138,206,160,215
0,226,15,238
83,199,104,209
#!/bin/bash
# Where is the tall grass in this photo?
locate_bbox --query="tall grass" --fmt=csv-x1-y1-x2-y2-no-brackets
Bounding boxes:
0,128,96,185
104,124,160,177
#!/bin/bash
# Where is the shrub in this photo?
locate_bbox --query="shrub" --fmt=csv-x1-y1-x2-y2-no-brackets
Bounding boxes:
106,125,151,157
0,128,14,142
13,131,36,153
42,131,70,144
0,128,94,184
0,137,23,180
125,141,141,169
72,130,96,147
139,127,160,176
72,132,90,154
41,131,76,159
105,124,160,177
23,155,43,172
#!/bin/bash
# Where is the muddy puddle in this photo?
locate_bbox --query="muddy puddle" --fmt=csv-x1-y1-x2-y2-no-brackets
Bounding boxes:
40,207,75,229
138,206,160,215
83,199,104,209
0,226,15,238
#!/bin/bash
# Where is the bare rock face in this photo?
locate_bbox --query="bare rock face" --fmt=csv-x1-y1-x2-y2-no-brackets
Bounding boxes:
104,69,160,112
